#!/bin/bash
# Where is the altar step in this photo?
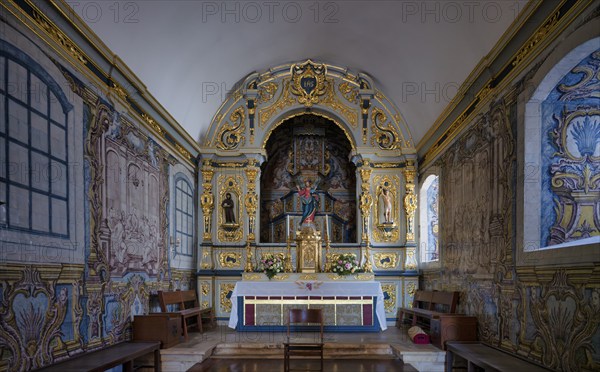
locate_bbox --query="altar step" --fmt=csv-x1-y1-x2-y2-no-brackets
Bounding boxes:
391,344,446,372
156,342,445,372
211,342,396,359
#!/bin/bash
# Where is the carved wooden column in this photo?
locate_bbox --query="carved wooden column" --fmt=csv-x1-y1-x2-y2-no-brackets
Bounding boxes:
244,159,260,272
358,159,373,272
244,159,259,243
200,160,215,269
359,160,373,243
403,161,417,243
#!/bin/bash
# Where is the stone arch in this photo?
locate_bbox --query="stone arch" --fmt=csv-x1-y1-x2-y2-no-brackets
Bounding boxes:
201,59,415,157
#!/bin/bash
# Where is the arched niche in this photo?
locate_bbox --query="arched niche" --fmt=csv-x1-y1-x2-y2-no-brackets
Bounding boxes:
517,29,600,267
260,114,357,243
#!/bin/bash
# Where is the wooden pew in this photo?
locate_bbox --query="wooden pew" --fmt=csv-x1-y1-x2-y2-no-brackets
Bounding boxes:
35,341,160,372
398,290,459,328
158,290,214,341
446,341,552,371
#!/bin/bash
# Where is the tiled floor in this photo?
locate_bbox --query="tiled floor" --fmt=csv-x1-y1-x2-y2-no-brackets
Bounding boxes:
159,325,445,372
187,357,420,372
174,324,433,348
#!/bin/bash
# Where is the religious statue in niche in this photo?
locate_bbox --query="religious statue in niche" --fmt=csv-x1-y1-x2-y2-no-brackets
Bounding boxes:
381,187,393,224
296,178,321,226
373,178,400,242
222,192,236,224
217,176,243,242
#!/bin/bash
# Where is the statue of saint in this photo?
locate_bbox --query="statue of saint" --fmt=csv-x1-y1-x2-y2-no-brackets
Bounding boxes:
382,188,393,223
297,179,319,226
222,193,236,224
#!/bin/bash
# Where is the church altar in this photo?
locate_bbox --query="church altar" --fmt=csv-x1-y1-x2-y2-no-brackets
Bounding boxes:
228,273,387,332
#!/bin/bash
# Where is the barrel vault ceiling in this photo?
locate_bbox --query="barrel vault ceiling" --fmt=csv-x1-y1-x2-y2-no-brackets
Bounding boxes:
69,0,528,147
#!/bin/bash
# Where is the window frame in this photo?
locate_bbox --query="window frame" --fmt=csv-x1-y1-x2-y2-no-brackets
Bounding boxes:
0,53,70,238
173,175,194,257
419,171,441,269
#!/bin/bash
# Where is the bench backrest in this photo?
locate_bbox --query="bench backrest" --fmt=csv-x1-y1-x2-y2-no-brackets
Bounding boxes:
412,290,434,309
431,291,459,313
411,290,459,313
180,290,199,308
158,290,199,312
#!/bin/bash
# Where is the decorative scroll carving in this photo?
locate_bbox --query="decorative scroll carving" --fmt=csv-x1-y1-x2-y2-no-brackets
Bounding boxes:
200,281,210,296
512,12,560,67
371,107,401,150
259,81,296,127
257,82,279,103
32,10,88,65
216,107,245,150
0,267,69,371
110,81,128,100
141,113,164,136
220,283,236,313
321,79,359,127
557,51,600,101
374,253,398,269
529,271,600,371
338,81,359,103
219,252,242,268
381,284,397,313
546,107,600,245
406,281,417,299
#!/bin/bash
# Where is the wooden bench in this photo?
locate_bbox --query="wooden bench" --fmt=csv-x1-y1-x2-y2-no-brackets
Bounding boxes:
446,341,552,371
398,290,459,328
35,341,160,372
158,289,214,341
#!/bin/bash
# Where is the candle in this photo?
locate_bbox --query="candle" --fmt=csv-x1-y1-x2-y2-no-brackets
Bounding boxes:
286,214,290,241
325,215,330,241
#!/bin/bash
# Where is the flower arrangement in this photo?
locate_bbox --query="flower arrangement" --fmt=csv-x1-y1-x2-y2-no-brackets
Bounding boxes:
331,253,360,275
259,253,285,280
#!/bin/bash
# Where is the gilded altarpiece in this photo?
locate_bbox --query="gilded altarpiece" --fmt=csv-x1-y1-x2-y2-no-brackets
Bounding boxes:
199,59,419,326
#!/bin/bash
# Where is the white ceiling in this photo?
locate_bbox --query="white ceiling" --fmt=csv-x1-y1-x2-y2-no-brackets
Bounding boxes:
70,1,527,145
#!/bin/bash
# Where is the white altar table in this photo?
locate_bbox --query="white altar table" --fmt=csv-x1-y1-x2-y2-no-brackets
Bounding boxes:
228,278,387,332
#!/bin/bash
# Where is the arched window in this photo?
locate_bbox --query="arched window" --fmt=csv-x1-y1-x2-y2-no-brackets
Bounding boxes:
174,177,194,256
0,50,71,237
523,40,600,252
419,174,439,263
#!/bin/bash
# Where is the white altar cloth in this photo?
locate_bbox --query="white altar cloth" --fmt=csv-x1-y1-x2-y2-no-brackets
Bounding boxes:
228,280,388,331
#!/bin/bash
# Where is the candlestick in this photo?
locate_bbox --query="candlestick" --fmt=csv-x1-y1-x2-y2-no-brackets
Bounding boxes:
285,237,293,272
244,241,254,272
324,215,331,272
